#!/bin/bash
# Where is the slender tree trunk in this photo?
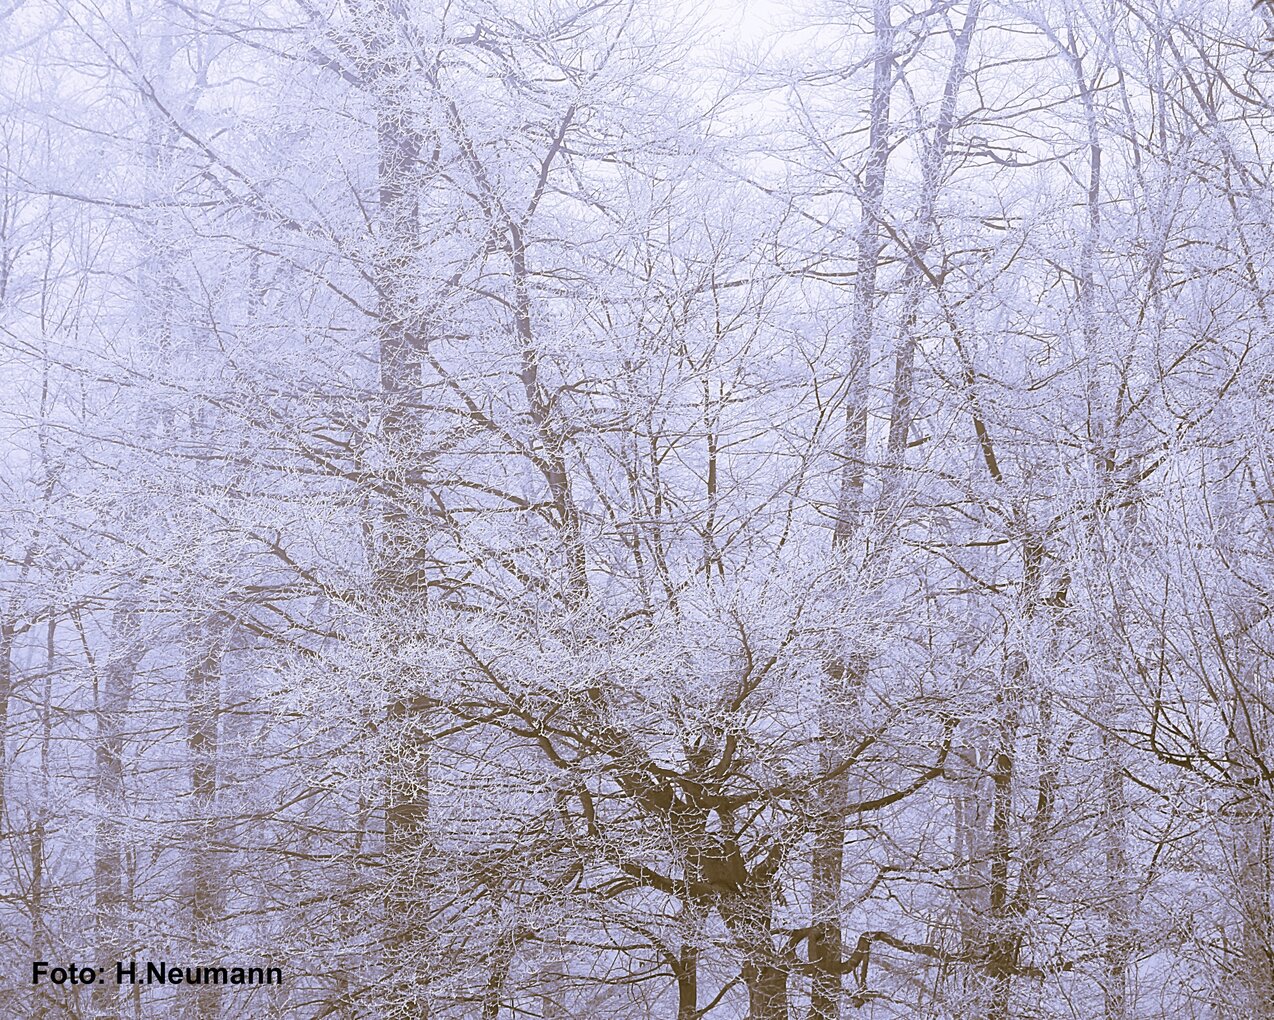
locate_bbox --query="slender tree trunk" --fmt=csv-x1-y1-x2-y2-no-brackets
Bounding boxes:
185,613,225,1020
0,621,12,838
882,0,983,490
984,691,1018,1020
1228,663,1274,1012
985,536,1044,1020
94,604,141,1020
0,617,16,1020
675,940,699,1020
1069,39,1132,1019
481,929,513,1020
809,4,893,1018
747,961,791,1020
508,220,588,603
537,959,567,1020
722,889,790,1020
1100,729,1131,1020
366,20,436,1013
31,618,55,1020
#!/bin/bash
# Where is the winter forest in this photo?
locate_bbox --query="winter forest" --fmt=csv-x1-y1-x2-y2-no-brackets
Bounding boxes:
1,0,1272,1016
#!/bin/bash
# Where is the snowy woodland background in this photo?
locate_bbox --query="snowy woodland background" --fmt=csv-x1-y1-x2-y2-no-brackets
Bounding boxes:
0,0,1272,1017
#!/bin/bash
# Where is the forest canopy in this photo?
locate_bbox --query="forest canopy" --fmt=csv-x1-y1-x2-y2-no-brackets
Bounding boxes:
0,0,1271,1018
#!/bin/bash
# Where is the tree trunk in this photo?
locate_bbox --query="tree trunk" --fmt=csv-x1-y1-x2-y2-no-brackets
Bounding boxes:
185,613,225,1020
882,0,983,491
1228,663,1274,1012
809,4,893,1018
367,17,435,1014
94,604,141,1020
0,621,12,840
746,961,790,1020
675,941,699,1020
722,888,789,1020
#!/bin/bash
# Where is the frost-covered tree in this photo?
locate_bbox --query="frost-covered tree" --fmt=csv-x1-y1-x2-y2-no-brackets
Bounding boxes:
0,0,1270,1017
